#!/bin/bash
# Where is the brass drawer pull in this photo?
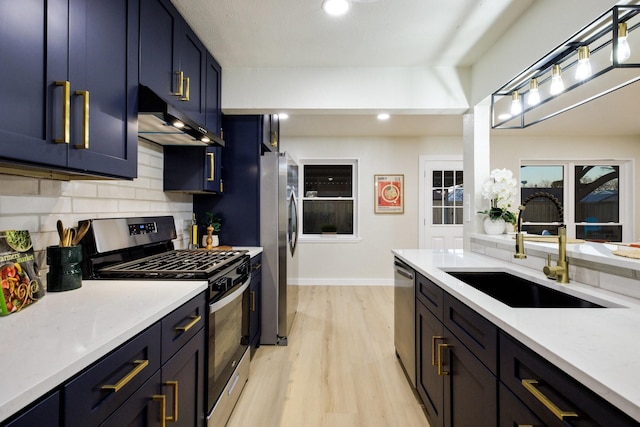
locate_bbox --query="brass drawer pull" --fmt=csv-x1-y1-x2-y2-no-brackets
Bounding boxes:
521,379,578,420
181,76,190,101
102,359,149,392
175,315,202,332
207,152,215,181
153,394,167,427
74,90,89,149
173,71,184,96
431,336,444,366
54,81,70,144
166,380,179,422
437,343,451,376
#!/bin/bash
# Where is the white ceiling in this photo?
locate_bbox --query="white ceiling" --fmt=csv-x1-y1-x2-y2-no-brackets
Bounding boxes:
171,0,640,138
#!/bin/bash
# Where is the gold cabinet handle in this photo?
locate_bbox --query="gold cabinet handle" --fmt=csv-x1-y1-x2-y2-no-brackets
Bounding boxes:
431,336,444,366
54,81,70,144
74,90,89,149
174,315,202,332
521,379,578,420
207,152,215,181
153,394,167,427
166,380,179,422
173,71,184,96
437,343,451,376
101,359,149,392
250,291,256,312
181,76,190,101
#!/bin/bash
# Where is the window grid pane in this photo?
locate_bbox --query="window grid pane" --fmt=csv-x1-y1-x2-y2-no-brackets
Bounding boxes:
432,169,463,225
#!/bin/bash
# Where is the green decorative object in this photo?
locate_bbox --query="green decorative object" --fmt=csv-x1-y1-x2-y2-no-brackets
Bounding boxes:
46,245,83,292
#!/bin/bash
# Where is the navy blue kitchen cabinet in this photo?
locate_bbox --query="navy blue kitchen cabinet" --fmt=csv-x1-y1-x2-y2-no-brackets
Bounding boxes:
163,145,223,193
194,115,263,246
249,254,262,357
139,0,208,127
2,392,60,427
262,114,280,152
205,53,223,137
0,0,138,179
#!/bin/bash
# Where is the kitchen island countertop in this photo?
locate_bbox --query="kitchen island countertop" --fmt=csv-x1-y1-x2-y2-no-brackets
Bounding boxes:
0,279,207,423
393,248,640,422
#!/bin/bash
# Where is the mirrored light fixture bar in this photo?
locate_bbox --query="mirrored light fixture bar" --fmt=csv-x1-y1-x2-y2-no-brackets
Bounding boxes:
491,5,640,129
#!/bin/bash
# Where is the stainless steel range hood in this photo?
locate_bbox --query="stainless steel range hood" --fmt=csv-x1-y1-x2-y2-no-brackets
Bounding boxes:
138,85,224,147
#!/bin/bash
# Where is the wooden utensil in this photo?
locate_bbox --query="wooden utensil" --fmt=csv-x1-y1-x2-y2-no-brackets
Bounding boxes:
73,222,91,246
57,220,65,245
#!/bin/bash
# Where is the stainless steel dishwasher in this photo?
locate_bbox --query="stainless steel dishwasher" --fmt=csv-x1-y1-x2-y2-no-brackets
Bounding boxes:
394,258,416,387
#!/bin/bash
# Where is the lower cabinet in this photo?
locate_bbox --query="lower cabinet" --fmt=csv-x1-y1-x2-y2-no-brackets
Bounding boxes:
3,392,60,427
500,331,637,427
413,271,639,427
5,292,207,427
416,287,497,427
249,254,262,357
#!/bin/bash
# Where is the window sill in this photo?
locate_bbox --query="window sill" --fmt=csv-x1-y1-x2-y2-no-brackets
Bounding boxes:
299,235,362,243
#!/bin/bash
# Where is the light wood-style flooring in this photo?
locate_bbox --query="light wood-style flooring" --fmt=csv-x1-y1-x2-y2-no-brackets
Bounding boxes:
226,286,430,427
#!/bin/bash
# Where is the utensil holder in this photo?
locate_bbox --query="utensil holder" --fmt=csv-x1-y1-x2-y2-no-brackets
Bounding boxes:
46,245,82,292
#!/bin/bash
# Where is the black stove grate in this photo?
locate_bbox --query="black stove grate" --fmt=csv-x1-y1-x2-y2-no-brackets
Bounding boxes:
98,250,247,279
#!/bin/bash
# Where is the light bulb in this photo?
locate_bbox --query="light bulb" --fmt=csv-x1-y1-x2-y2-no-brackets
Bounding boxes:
510,91,522,115
549,65,564,95
322,0,349,16
575,46,592,81
617,22,631,63
527,78,540,106
173,120,185,128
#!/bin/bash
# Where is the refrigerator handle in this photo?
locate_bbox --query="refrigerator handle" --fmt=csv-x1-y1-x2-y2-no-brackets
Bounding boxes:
289,192,299,255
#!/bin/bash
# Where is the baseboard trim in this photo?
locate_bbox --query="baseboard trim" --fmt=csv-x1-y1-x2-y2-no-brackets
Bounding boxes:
294,278,392,286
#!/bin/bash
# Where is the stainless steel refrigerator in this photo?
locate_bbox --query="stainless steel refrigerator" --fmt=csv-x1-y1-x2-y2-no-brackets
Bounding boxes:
260,152,299,345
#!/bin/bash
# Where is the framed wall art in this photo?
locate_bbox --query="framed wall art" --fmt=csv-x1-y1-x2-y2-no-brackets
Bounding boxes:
374,174,404,214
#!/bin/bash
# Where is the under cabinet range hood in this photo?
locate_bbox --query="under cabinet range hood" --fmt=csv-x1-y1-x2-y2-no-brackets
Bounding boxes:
137,85,224,147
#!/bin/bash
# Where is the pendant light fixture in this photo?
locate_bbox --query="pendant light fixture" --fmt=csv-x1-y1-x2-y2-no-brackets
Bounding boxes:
615,22,631,63
527,78,541,106
491,5,640,129
510,91,522,115
549,65,565,95
575,46,592,80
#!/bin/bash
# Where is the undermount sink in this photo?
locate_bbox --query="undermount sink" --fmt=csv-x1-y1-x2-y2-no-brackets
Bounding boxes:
446,271,606,308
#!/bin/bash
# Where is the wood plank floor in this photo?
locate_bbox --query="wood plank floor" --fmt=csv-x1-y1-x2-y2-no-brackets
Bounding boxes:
226,286,430,427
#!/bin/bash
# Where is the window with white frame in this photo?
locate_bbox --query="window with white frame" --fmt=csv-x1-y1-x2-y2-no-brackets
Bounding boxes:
300,159,358,238
519,161,630,241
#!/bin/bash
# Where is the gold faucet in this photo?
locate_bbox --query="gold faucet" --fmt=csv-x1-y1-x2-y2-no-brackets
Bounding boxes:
514,205,527,259
543,225,569,284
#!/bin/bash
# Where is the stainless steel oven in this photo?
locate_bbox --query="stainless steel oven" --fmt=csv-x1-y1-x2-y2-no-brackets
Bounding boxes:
207,259,251,426
79,215,252,427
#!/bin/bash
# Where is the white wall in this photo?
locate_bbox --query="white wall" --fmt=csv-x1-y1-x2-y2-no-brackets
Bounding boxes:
0,140,193,285
283,135,463,286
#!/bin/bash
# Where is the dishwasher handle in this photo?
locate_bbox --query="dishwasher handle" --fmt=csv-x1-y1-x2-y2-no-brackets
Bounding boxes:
394,261,414,280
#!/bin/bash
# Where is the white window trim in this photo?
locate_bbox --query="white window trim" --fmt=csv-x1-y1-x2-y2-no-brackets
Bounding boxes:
298,158,360,243
520,159,633,242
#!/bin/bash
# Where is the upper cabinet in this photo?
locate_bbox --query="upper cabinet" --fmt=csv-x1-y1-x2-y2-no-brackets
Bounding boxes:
0,0,139,179
262,114,280,152
205,53,223,137
140,0,211,131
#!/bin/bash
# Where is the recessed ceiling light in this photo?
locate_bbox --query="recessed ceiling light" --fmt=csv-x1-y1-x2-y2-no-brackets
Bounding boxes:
322,0,350,16
377,113,390,120
278,113,289,120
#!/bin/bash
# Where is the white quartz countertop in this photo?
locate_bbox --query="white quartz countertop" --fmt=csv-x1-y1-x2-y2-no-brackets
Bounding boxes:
0,279,207,423
234,246,263,258
392,248,640,422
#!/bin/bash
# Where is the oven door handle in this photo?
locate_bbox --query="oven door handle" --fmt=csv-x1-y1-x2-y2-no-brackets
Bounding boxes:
209,277,251,313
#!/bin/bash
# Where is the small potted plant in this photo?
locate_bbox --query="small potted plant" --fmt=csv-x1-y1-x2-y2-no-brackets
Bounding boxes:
201,212,222,249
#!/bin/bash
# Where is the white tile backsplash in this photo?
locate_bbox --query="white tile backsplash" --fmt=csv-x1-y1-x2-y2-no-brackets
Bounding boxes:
0,140,193,283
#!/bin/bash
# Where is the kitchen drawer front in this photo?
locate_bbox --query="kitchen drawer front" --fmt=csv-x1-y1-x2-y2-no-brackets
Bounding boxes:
498,383,543,427
64,322,161,427
3,391,60,427
443,293,497,375
161,292,207,364
416,272,444,318
250,254,262,277
500,332,637,427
